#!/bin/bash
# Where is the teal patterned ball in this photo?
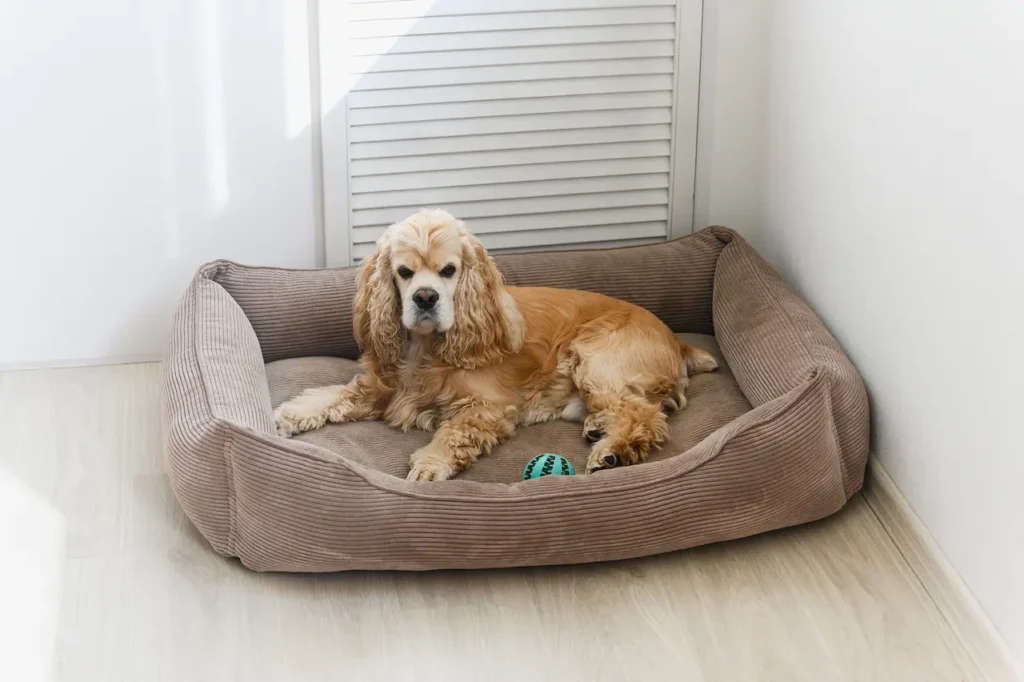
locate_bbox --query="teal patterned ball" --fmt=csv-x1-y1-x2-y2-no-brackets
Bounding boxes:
522,453,576,480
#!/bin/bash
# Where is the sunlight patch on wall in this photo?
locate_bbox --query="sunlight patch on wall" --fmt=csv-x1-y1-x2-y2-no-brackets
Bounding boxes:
199,0,230,211
318,2,430,115
284,0,313,139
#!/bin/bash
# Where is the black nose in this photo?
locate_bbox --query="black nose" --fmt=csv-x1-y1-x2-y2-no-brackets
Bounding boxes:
413,288,439,310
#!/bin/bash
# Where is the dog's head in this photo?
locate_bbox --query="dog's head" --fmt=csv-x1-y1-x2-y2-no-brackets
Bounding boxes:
353,209,524,370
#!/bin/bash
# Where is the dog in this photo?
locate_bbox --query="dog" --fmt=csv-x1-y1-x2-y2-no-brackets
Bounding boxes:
274,209,718,481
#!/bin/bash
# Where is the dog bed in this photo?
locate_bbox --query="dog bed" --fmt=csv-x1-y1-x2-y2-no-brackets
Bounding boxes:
162,226,868,572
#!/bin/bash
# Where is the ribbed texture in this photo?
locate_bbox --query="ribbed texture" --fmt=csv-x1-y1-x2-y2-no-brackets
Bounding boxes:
161,279,233,555
711,232,870,497
161,226,870,572
495,228,723,335
211,229,725,363
213,262,361,363
343,0,681,258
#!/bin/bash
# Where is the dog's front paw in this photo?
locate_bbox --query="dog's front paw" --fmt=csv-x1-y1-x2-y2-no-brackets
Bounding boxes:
272,386,347,438
273,407,300,438
407,446,456,481
406,457,456,482
273,402,326,438
582,412,606,444
585,438,647,474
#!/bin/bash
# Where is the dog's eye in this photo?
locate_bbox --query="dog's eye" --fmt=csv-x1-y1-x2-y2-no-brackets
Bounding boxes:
396,266,414,280
439,264,457,278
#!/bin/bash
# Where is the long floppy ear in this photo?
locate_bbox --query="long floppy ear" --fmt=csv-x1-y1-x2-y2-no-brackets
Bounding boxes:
438,230,525,369
352,237,403,372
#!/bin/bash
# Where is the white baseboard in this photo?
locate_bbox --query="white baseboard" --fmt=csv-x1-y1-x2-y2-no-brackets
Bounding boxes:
863,459,1021,682
0,354,162,372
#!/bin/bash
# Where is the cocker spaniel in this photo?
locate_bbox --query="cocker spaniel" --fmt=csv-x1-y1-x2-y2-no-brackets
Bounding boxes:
274,209,717,481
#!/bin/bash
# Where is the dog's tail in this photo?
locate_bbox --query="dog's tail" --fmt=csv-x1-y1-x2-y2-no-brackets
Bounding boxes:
677,339,719,376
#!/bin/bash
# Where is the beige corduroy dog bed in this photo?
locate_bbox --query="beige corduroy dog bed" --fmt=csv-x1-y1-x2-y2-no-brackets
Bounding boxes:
162,226,868,572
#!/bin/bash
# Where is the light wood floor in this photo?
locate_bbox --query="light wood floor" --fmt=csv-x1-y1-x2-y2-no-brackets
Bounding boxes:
0,363,983,681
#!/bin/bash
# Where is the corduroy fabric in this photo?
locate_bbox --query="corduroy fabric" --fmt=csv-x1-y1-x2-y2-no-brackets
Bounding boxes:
208,227,726,363
161,226,869,572
711,233,870,497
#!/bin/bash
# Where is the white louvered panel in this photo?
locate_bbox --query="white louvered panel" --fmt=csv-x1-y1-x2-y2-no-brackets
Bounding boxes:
350,125,671,160
353,189,670,227
324,0,702,265
355,205,668,240
352,223,668,260
349,7,676,39
350,58,674,91
349,92,674,127
352,141,672,176
349,42,674,74
347,0,676,19
347,25,675,56
348,75,674,109
350,174,671,210
350,109,672,144
351,158,671,194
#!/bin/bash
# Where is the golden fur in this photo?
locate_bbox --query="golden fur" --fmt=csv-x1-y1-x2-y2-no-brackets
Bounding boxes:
274,209,718,480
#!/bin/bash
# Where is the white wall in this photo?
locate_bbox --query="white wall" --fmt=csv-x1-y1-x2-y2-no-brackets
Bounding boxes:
692,0,770,236
0,0,321,367
698,0,1024,667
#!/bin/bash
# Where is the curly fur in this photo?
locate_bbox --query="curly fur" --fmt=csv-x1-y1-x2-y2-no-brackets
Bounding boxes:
274,209,718,480
352,238,402,378
438,237,524,369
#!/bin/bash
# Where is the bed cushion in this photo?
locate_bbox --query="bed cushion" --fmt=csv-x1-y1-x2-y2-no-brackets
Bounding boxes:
162,226,869,572
264,334,751,484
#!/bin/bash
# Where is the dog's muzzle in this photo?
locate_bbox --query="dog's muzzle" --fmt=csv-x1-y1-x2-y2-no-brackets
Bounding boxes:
413,288,439,311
